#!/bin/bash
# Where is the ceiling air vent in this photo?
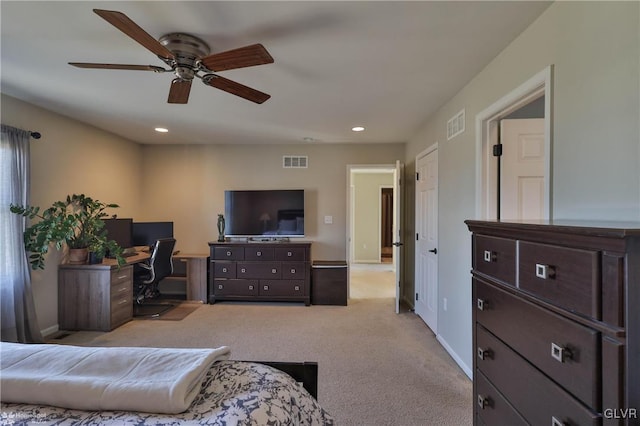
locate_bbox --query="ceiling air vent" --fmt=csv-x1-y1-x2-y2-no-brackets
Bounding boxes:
447,109,465,140
283,155,308,169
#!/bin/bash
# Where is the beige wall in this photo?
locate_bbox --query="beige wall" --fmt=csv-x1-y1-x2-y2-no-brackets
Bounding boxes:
137,143,404,260
352,172,394,262
404,1,640,375
1,94,144,333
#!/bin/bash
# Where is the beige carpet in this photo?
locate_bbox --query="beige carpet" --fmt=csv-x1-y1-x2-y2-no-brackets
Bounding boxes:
56,295,472,425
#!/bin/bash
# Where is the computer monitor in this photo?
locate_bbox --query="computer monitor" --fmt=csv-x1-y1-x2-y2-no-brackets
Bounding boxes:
132,222,174,247
102,218,134,249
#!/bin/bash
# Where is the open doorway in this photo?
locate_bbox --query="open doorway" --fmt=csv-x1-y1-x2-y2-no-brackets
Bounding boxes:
380,187,393,264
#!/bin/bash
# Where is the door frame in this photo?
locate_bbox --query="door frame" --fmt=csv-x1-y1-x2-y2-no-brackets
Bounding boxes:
475,65,553,220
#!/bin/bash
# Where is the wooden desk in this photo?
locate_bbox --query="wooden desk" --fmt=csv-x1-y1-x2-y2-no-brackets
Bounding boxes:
169,253,209,303
58,253,149,331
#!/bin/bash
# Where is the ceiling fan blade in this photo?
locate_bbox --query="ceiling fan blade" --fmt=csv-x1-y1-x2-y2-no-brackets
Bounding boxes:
200,44,274,72
69,63,166,72
203,75,270,104
93,9,175,60
168,79,192,104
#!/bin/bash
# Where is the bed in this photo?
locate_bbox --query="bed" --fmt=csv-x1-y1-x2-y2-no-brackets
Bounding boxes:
0,342,334,425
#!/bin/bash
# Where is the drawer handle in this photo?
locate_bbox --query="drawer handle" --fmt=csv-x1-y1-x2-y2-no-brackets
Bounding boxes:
271,268,277,274
551,343,572,363
117,286,127,293
477,347,492,360
222,267,228,273
263,285,269,291
117,299,128,305
483,250,497,262
257,251,262,256
248,285,254,290
536,263,556,279
290,268,296,274
477,394,491,410
218,284,223,290
241,268,246,273
294,285,300,291
477,298,487,311
287,251,292,257
551,416,567,426
226,251,232,257
117,274,128,280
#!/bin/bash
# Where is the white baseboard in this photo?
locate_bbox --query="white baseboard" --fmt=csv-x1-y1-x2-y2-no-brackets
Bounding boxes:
436,334,473,380
41,324,59,339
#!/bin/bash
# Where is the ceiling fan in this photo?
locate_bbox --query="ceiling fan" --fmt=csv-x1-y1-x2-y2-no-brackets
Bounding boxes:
69,9,274,104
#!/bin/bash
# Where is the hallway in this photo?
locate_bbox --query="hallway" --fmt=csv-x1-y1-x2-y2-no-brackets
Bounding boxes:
349,263,395,299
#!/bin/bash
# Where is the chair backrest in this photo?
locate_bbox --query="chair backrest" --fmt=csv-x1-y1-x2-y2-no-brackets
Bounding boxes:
149,238,176,283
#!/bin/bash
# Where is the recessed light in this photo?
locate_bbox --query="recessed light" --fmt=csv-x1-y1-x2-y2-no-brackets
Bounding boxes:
155,127,169,133
303,137,315,142
352,126,365,132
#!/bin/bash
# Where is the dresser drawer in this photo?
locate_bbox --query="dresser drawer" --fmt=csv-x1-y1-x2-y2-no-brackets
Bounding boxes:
244,247,274,261
237,262,281,279
110,266,132,286
214,279,258,296
476,371,527,426
476,325,601,425
474,235,516,285
259,280,305,297
213,261,236,278
213,246,244,260
519,241,600,319
110,297,132,328
110,279,131,301
275,247,306,261
474,278,600,408
281,262,306,279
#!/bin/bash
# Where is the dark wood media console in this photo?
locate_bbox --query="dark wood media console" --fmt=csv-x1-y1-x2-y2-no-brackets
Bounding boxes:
466,220,639,426
208,241,311,305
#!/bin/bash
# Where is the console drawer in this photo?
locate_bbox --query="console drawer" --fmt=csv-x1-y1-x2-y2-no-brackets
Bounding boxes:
213,246,244,260
474,278,599,408
111,266,132,286
214,279,258,296
244,247,274,261
476,371,527,426
259,280,305,297
476,325,601,425
474,235,516,285
237,262,281,279
281,262,306,279
275,247,306,261
519,241,600,319
213,261,236,278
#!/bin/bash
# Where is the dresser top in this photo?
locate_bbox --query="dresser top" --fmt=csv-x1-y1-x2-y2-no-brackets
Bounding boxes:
465,219,640,238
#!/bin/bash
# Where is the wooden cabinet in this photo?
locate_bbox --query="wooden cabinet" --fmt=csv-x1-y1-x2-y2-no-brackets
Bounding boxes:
58,264,134,331
466,220,640,426
208,242,311,305
161,254,209,303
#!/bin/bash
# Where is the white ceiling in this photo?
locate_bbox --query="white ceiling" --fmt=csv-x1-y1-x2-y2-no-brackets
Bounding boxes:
1,1,551,145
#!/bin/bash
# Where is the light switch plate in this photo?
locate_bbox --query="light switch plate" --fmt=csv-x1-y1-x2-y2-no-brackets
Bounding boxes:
324,215,333,224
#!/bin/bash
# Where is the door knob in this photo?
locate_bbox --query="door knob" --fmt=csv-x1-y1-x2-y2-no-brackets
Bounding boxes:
392,242,403,247
429,248,438,254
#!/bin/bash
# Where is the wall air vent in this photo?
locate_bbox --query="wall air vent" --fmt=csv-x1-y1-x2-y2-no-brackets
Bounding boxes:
283,155,308,169
447,109,465,140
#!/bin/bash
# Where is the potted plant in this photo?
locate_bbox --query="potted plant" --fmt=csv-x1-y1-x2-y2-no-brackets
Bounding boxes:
10,193,125,269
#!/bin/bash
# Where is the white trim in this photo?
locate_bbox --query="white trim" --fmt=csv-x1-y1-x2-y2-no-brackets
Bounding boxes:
475,65,553,220
41,324,59,338
436,334,473,379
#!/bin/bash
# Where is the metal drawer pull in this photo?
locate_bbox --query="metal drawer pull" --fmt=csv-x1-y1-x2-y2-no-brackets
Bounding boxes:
222,267,227,273
483,250,496,262
248,285,254,290
117,274,128,280
117,299,128,305
477,395,491,409
218,284,223,290
294,285,300,291
272,268,277,274
477,298,487,311
263,285,269,291
551,343,572,363
551,416,566,426
257,251,262,256
117,287,127,293
477,347,492,360
241,268,246,273
287,251,292,257
226,251,231,257
290,268,296,273
536,263,555,279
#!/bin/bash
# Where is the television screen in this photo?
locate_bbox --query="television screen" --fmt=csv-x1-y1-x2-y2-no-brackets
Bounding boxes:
224,189,304,237
132,222,174,247
102,218,134,249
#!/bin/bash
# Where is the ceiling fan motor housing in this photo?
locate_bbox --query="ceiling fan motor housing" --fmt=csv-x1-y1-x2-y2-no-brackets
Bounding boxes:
159,33,210,80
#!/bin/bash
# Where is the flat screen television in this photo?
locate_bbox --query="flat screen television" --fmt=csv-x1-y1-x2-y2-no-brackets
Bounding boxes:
224,189,304,238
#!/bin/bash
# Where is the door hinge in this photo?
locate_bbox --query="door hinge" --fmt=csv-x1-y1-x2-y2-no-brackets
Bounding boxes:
493,144,503,157
416,293,419,301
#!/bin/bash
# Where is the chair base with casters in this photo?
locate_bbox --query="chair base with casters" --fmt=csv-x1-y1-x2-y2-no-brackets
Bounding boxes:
133,238,177,317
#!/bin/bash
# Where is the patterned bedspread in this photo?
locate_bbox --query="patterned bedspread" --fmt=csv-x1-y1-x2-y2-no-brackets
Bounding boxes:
0,360,334,425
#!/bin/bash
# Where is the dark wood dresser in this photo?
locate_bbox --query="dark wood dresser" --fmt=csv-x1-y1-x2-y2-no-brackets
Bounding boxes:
208,241,311,305
465,220,639,425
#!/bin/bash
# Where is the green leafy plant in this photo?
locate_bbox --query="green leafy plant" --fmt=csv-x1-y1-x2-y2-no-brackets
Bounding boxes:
10,194,125,269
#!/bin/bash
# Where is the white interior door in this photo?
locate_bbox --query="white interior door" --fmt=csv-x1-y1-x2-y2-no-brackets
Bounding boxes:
500,118,545,220
393,160,404,314
414,147,438,332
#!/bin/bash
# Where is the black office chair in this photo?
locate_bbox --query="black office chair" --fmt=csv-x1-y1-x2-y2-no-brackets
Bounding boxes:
133,238,176,317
